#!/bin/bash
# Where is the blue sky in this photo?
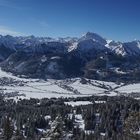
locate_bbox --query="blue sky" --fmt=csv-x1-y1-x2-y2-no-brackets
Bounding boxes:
0,0,140,41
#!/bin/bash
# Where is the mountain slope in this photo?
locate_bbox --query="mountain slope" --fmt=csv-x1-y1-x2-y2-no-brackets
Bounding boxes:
0,32,140,81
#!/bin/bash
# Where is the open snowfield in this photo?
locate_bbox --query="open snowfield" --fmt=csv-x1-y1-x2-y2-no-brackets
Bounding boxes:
116,83,140,93
64,101,93,107
0,68,140,100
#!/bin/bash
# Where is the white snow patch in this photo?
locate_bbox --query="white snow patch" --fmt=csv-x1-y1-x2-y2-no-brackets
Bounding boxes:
41,55,47,62
64,101,93,107
45,115,51,120
68,42,78,52
75,114,85,130
94,101,106,104
116,83,140,93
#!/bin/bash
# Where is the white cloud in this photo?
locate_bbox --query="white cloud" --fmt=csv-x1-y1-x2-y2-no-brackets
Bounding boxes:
0,25,23,36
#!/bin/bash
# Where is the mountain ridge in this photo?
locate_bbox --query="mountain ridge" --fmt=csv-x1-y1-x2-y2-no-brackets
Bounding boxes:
0,32,140,82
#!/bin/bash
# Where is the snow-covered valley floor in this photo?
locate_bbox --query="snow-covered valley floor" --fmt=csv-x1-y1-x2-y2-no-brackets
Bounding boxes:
0,68,140,100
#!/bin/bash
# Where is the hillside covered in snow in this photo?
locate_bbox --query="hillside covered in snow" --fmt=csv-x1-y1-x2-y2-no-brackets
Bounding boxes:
0,68,140,100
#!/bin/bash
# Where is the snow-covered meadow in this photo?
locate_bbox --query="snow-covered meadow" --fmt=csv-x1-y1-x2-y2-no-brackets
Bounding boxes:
0,68,140,100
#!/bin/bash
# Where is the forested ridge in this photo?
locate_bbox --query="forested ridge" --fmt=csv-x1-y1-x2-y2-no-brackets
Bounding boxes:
0,95,139,140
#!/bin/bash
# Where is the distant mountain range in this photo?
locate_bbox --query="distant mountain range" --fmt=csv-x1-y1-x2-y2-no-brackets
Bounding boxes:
0,32,140,82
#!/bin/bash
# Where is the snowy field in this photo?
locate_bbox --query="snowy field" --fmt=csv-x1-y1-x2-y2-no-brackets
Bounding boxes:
116,83,140,93
0,68,140,100
64,101,93,107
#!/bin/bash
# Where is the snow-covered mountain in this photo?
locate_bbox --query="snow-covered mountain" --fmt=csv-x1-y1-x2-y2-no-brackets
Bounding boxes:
106,40,140,56
0,32,140,57
80,32,107,45
0,32,140,81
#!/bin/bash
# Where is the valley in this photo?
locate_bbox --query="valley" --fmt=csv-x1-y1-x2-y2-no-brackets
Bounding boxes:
0,33,140,140
0,68,140,100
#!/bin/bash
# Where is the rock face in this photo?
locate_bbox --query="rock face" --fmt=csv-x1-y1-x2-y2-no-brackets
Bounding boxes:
0,32,140,81
0,44,15,61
